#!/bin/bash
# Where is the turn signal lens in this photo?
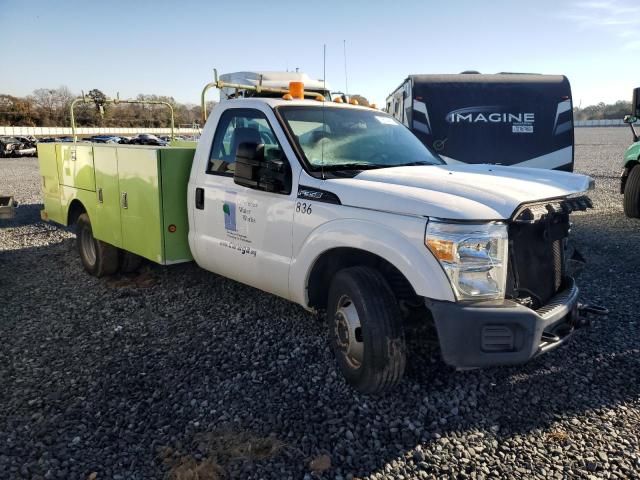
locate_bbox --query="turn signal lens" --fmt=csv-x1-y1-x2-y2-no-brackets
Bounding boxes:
426,238,455,262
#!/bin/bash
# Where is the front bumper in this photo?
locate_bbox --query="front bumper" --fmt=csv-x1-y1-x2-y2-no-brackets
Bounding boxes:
427,277,580,369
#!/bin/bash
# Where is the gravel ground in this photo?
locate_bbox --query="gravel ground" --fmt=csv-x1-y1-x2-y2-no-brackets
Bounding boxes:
1,127,639,480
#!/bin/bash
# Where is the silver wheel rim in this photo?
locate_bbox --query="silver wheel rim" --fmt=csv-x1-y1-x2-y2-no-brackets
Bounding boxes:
80,225,96,266
334,295,364,369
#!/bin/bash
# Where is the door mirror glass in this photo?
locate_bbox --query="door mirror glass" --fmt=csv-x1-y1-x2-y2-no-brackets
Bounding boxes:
234,142,265,189
623,115,638,124
633,87,640,117
234,142,290,193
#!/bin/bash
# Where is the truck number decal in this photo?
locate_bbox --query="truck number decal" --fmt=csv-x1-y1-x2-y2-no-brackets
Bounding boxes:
296,202,313,215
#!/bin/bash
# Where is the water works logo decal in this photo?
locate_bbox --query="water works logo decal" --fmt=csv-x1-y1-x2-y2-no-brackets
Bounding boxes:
446,106,535,132
222,202,237,231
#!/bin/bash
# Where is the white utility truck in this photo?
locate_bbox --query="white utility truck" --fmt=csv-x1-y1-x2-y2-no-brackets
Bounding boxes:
39,81,597,393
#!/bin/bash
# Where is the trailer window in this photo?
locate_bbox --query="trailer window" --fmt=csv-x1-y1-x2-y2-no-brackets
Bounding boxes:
207,109,282,175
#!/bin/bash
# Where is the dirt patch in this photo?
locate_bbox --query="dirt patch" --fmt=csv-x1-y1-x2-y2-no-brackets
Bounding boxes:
160,431,285,479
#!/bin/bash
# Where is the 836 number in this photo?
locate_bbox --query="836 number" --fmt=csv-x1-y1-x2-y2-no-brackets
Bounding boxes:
296,202,313,215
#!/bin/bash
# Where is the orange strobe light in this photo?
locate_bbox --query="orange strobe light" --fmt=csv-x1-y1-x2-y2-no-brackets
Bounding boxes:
289,82,304,99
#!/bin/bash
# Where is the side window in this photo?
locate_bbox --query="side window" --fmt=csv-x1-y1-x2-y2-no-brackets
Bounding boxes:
207,109,283,175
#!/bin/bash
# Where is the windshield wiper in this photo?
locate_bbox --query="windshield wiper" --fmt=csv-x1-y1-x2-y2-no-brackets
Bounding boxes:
319,163,387,171
391,161,438,167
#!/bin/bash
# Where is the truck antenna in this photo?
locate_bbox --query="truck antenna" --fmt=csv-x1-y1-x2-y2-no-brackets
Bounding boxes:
343,39,349,100
321,43,327,180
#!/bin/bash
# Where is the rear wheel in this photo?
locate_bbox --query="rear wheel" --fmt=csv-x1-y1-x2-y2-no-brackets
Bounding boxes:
76,213,119,277
624,165,640,218
327,266,406,394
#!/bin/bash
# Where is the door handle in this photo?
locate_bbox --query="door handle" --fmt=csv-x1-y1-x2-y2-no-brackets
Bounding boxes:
195,188,204,210
121,192,128,209
97,187,103,203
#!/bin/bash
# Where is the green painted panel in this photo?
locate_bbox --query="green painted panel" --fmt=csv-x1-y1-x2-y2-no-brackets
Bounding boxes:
117,147,163,263
92,146,122,247
623,141,640,167
37,143,64,224
170,140,198,148
59,186,98,229
58,144,96,191
160,148,195,263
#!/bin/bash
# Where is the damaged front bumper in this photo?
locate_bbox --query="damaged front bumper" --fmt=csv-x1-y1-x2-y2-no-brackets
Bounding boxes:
427,277,592,369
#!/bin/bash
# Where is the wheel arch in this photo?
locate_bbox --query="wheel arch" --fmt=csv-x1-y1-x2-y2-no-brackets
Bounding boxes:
66,199,88,226
307,247,419,310
290,219,455,308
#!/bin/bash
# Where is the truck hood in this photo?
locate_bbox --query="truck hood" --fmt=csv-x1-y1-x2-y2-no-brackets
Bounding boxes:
324,164,593,220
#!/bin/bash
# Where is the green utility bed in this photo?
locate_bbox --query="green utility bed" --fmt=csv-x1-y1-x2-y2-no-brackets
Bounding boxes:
38,143,195,264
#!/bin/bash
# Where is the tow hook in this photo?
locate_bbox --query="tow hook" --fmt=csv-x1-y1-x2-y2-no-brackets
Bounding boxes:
576,303,609,327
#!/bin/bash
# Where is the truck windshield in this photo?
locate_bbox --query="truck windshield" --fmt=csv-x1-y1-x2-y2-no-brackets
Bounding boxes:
278,106,443,170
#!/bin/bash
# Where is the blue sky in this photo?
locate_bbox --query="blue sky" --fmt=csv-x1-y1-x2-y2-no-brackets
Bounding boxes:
0,0,638,108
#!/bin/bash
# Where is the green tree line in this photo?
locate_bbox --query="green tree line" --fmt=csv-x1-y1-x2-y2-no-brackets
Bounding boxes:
0,87,632,125
573,100,632,121
0,86,214,127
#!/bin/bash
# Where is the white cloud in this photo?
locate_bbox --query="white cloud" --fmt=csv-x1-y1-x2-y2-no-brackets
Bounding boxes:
563,0,640,42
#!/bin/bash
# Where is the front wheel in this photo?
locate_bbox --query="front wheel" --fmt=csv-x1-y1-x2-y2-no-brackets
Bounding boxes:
76,213,119,277
624,165,640,218
327,266,406,394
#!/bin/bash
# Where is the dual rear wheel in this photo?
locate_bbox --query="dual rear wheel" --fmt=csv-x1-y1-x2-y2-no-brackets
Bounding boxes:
76,213,143,277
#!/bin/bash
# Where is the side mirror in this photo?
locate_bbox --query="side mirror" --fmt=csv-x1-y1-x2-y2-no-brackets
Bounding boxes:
633,87,640,117
623,115,637,124
234,142,290,193
234,142,264,189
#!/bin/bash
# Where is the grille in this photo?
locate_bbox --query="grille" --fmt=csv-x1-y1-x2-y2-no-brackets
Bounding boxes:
506,212,570,309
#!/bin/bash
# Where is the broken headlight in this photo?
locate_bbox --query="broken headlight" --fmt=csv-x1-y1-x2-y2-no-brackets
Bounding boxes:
425,221,508,301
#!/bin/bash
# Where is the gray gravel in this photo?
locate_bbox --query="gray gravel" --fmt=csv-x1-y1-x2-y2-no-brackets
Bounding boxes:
1,127,639,479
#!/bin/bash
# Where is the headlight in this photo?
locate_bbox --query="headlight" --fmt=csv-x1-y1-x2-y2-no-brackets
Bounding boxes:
425,221,508,301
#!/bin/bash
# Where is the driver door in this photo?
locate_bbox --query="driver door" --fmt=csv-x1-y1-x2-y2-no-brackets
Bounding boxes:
192,108,295,299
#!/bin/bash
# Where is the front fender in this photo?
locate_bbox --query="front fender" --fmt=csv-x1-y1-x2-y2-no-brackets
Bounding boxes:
289,218,455,307
623,141,640,167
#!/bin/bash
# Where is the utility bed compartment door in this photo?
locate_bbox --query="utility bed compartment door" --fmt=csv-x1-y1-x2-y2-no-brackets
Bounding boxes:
117,148,163,263
37,143,64,224
93,146,122,247
57,144,95,191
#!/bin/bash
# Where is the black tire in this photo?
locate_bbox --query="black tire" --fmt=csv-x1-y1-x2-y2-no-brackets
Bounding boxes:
119,250,144,273
76,213,119,277
327,266,406,394
624,164,640,218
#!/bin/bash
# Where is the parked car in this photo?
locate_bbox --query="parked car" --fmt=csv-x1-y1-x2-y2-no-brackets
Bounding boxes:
0,136,37,157
86,135,122,144
14,136,38,148
128,134,168,146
